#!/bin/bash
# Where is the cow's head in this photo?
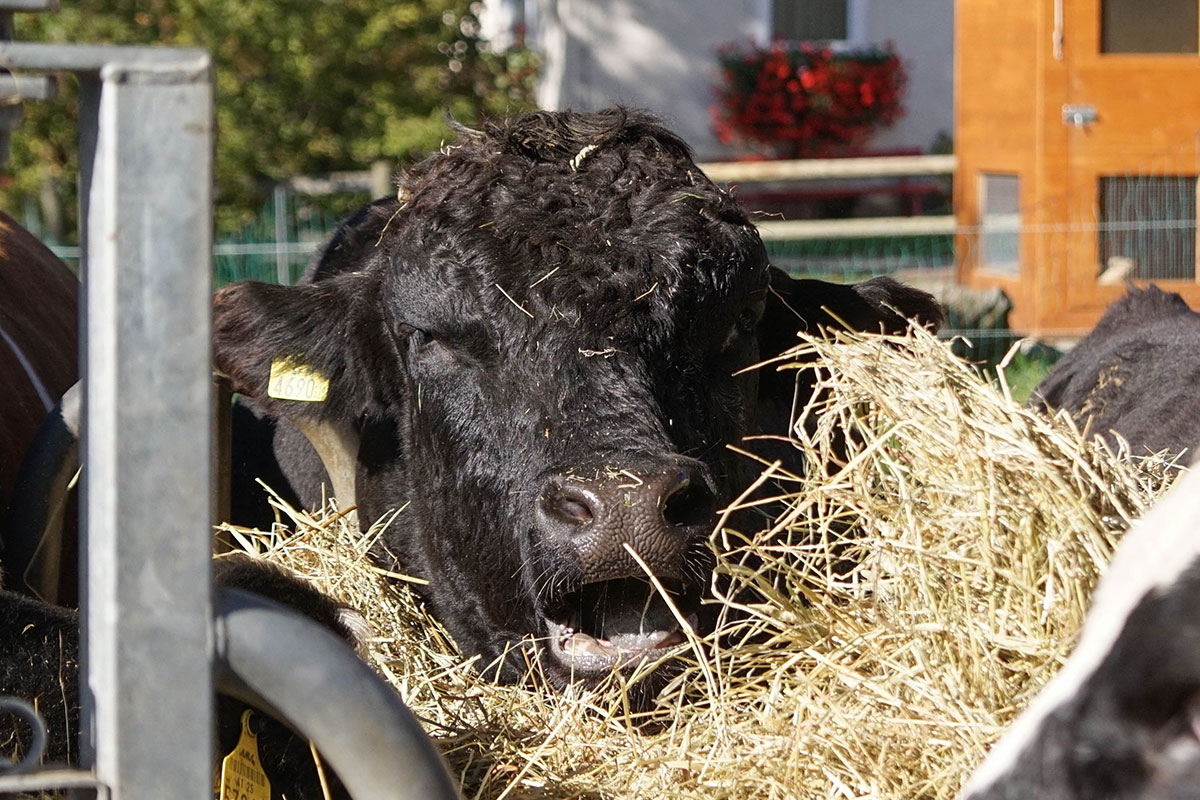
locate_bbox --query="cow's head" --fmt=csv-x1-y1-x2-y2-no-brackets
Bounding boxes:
960,465,1200,800
214,109,941,691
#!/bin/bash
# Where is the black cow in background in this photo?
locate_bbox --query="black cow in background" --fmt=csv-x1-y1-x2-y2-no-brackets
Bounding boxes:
215,107,943,694
1,555,358,800
959,463,1200,800
1031,285,1200,463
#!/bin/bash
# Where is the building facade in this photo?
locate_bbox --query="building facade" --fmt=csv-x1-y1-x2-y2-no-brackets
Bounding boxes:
480,0,954,160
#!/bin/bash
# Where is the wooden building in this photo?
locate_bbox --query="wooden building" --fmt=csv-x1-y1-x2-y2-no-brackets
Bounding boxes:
955,0,1200,334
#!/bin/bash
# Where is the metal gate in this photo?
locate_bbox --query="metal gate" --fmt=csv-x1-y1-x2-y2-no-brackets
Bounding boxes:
0,4,457,798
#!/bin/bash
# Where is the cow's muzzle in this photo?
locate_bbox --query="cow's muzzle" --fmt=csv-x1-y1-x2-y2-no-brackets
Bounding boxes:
534,460,715,677
536,461,716,582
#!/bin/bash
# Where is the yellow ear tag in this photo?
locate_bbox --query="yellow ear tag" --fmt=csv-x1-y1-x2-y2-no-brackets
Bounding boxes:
218,710,271,800
268,358,329,402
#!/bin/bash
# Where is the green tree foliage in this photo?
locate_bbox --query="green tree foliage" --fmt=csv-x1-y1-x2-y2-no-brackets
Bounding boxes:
3,0,540,236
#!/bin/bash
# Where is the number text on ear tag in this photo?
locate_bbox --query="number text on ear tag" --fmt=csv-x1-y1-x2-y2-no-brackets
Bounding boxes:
268,358,329,402
218,710,271,800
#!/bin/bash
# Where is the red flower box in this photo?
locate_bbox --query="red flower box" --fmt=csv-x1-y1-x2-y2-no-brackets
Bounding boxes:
711,41,907,158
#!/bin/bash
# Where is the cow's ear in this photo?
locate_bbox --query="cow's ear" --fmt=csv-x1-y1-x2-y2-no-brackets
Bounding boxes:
759,267,943,360
213,272,395,423
751,268,944,468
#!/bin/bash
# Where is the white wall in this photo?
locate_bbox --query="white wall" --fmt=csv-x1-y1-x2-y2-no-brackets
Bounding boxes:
860,0,955,153
533,0,763,160
524,0,954,160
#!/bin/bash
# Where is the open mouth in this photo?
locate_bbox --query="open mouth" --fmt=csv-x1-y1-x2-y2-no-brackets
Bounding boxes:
543,577,700,677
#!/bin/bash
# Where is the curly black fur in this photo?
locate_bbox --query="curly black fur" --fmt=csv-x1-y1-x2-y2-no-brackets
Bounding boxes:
215,108,942,690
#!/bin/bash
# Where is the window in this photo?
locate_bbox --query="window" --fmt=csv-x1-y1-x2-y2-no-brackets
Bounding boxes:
1098,176,1197,281
755,0,869,45
979,174,1021,276
1101,0,1198,54
773,0,848,41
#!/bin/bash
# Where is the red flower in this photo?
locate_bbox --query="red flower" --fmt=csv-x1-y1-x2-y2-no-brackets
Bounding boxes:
710,40,907,157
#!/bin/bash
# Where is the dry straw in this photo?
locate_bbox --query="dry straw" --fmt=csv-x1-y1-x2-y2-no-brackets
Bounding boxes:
219,324,1176,799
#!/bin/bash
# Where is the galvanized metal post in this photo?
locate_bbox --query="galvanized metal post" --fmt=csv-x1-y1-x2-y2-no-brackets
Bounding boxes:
76,52,214,800
273,183,290,284
0,39,459,800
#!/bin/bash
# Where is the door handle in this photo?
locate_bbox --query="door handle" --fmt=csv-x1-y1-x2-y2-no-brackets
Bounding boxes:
1062,104,1098,127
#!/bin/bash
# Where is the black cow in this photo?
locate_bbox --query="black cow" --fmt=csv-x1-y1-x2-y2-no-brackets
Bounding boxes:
0,555,358,800
960,464,1200,800
215,108,942,692
1031,285,1200,463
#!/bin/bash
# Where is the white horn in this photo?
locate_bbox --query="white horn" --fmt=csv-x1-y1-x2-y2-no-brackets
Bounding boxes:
292,417,360,528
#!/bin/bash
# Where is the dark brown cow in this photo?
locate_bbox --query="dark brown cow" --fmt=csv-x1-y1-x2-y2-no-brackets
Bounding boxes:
0,210,78,524
0,211,78,599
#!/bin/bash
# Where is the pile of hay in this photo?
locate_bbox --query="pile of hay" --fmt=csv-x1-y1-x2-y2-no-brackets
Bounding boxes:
220,326,1175,799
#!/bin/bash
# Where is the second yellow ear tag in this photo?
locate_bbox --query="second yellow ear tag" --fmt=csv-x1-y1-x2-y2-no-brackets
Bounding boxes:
217,710,271,800
268,358,329,402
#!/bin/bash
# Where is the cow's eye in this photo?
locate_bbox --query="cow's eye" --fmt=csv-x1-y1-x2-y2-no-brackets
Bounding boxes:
720,300,766,352
409,327,436,351
735,300,765,334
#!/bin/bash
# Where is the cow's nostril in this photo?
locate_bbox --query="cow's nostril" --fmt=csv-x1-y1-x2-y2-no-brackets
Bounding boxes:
661,473,716,528
542,485,597,526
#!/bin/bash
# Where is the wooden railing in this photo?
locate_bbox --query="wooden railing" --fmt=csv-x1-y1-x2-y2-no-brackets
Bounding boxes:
698,154,957,240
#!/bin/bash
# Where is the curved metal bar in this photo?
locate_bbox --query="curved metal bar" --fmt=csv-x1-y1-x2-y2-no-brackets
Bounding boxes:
4,380,80,602
0,696,47,775
213,586,460,800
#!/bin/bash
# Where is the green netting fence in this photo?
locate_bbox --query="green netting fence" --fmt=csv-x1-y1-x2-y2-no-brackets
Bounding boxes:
35,169,1052,391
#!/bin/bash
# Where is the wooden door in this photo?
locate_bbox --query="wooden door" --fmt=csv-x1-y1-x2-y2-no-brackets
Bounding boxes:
1056,0,1200,327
